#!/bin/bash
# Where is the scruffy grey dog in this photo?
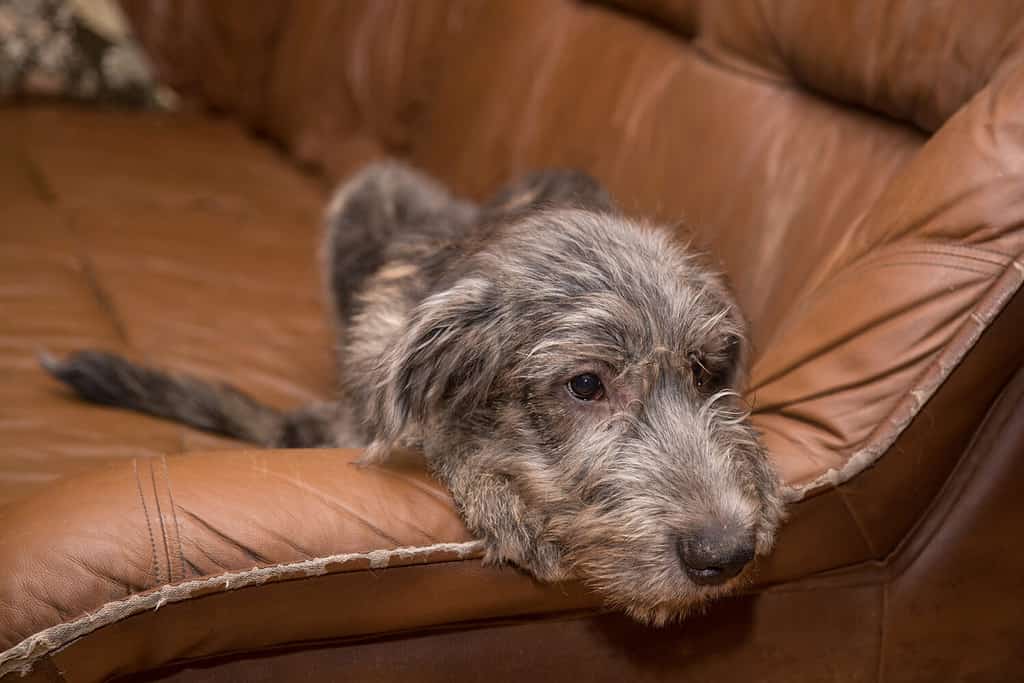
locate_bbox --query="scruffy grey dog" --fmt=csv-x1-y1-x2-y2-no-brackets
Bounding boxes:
44,161,783,624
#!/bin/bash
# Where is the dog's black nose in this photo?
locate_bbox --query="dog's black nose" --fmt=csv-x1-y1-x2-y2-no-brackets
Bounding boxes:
678,526,755,585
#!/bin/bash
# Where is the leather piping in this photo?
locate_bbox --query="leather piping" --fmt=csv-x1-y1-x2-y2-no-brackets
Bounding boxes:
0,540,485,677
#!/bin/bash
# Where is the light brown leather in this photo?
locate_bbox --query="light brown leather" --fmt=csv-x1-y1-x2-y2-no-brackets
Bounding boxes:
2,0,1024,680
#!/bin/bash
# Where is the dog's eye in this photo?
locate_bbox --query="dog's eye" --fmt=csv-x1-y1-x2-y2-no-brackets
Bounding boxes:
568,373,605,401
689,353,712,390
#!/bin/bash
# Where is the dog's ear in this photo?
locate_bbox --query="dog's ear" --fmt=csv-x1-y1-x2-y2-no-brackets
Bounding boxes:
482,169,616,219
363,275,504,462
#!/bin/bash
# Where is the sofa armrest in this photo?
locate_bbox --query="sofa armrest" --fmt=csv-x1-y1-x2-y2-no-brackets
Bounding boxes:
0,449,597,681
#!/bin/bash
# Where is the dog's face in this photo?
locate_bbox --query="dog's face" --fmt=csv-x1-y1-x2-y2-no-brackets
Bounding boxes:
371,209,782,624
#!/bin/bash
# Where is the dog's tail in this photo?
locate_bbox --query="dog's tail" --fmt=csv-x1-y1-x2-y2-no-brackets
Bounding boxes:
40,350,337,448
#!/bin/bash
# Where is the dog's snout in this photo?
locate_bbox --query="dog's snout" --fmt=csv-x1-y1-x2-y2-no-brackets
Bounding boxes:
678,525,755,586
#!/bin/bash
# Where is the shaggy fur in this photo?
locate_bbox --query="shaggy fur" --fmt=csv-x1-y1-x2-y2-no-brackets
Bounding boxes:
44,162,783,625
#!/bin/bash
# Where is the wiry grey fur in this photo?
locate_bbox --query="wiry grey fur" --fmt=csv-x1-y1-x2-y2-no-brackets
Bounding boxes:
43,161,783,625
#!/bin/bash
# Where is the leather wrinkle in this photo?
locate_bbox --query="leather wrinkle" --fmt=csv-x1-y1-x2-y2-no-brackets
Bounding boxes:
6,581,60,631
982,68,1024,172
160,456,186,583
617,0,953,141
183,534,232,574
764,405,846,447
156,456,187,585
65,215,132,347
835,482,880,559
16,149,58,203
258,468,403,547
369,466,455,509
331,472,440,544
687,39,792,88
61,555,134,596
598,1,833,99
245,516,319,561
860,178,1017,261
131,458,161,587
5,572,81,654
757,305,961,418
182,557,204,580
772,243,1009,336
752,304,937,402
588,0,699,41
749,245,1006,393
752,0,790,81
174,507,274,567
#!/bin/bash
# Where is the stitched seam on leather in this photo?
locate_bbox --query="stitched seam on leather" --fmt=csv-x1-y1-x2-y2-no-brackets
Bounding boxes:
148,458,173,585
822,246,1009,295
866,260,1000,276
0,540,485,677
161,456,187,582
132,458,161,587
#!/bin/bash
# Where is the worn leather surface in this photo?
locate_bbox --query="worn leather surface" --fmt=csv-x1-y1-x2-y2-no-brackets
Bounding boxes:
2,0,1024,679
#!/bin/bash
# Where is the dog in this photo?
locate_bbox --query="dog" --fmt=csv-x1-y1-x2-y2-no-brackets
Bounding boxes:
43,162,783,625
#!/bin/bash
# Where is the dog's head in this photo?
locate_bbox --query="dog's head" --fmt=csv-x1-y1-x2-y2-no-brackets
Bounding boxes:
368,208,783,624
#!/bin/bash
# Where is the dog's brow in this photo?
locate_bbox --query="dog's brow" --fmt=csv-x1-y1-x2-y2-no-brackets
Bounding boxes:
639,346,687,368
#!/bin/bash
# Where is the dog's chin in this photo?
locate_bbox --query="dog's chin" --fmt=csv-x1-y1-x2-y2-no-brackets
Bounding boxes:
581,560,753,627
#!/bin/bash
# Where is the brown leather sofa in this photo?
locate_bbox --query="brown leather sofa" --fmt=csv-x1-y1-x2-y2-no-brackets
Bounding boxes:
2,1,1023,681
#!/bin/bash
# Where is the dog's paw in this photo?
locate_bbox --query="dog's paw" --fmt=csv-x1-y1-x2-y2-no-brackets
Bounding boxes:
521,538,573,582
436,466,573,582
480,531,571,583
